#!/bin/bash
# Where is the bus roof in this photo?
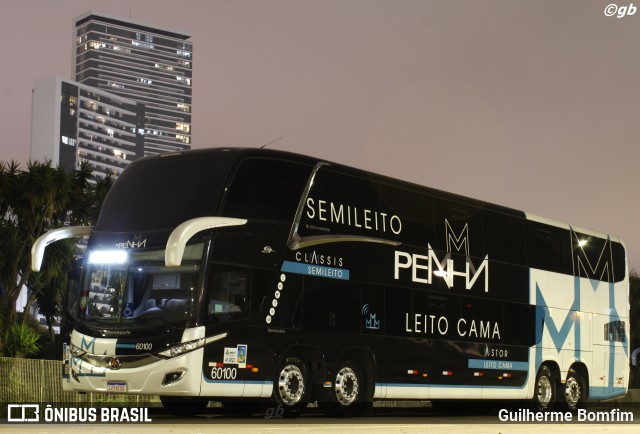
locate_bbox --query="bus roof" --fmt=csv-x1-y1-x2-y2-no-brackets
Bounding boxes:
93,147,618,245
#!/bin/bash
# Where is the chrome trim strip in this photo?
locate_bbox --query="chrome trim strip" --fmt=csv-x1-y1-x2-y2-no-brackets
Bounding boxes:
71,349,161,369
292,234,401,250
165,217,247,267
204,332,228,345
287,161,330,250
31,226,93,271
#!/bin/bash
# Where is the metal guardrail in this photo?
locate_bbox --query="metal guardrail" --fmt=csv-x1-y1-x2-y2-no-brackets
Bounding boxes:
0,357,159,405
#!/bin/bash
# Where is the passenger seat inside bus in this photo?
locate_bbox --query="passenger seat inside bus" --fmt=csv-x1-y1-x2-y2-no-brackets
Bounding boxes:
135,298,162,318
165,298,188,314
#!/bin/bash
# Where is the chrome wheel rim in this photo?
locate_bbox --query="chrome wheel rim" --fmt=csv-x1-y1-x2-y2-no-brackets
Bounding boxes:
564,376,581,407
537,375,553,406
277,364,304,405
335,367,359,406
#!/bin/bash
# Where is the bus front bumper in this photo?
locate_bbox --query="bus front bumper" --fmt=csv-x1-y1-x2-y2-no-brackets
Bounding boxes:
63,348,204,396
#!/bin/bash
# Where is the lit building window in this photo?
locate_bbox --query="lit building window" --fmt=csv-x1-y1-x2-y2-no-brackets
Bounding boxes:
176,134,190,144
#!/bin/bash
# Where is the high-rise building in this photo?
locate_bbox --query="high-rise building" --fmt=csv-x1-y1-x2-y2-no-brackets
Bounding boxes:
31,76,145,178
73,11,192,156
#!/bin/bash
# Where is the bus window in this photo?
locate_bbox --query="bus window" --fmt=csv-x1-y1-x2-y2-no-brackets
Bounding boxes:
611,241,626,283
433,199,484,259
572,231,613,283
206,266,249,323
503,303,536,346
482,210,526,266
385,286,412,337
604,320,626,343
525,222,570,274
412,291,458,340
299,168,382,240
223,158,311,222
302,278,360,332
379,184,436,247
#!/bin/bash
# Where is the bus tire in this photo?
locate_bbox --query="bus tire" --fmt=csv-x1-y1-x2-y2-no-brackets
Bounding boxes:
560,369,585,413
532,365,556,412
318,359,368,418
273,357,310,418
160,396,209,417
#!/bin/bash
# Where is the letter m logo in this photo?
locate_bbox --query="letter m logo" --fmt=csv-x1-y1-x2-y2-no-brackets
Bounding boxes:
80,336,96,353
572,230,612,283
445,219,469,255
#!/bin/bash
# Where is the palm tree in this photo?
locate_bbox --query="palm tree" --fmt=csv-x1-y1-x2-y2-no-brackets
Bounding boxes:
0,160,112,351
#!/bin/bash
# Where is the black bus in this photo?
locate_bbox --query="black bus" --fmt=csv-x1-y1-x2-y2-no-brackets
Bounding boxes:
32,148,629,417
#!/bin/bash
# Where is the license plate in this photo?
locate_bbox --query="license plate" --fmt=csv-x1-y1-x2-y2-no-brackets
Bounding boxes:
107,381,127,392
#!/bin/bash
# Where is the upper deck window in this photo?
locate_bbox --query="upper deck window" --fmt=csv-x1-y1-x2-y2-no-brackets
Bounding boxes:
223,158,311,223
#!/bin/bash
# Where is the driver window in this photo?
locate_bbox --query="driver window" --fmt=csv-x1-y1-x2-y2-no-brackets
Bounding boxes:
206,266,249,323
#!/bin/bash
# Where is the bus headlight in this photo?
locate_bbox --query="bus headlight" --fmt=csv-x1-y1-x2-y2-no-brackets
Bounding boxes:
88,250,128,264
158,338,205,358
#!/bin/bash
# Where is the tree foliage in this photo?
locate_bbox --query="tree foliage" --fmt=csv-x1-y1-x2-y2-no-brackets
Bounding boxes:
0,160,113,353
4,322,42,358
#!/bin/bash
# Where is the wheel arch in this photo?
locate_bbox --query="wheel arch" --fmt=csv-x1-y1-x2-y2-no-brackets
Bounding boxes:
272,343,322,372
567,362,590,400
331,347,377,401
540,360,562,384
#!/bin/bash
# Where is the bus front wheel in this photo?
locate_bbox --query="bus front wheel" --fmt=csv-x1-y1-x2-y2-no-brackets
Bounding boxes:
532,365,556,412
318,360,369,417
272,357,310,418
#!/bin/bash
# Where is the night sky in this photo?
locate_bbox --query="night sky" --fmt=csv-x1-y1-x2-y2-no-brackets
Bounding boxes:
1,0,638,272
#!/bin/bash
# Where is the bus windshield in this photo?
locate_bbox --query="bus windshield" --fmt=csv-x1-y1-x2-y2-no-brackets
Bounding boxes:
73,243,204,326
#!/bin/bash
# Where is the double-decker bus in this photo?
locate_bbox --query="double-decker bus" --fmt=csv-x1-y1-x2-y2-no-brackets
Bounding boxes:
32,148,629,417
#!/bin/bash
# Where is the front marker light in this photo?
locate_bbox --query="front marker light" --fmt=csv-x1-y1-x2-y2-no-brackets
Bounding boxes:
158,338,205,358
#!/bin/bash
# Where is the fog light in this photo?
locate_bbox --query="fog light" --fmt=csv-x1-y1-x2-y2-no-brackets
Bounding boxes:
163,370,186,386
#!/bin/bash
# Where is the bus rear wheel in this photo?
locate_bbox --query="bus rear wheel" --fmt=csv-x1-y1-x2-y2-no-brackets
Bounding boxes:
272,357,310,418
560,369,585,413
532,365,556,412
318,360,369,417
